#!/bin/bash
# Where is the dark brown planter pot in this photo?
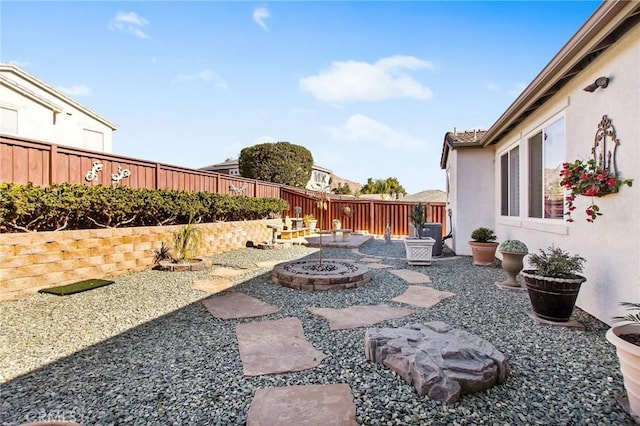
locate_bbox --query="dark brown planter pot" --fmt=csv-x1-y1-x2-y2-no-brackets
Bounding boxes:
469,241,499,266
521,270,587,322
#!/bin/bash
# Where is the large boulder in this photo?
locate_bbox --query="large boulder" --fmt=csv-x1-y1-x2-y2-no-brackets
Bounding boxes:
364,321,509,404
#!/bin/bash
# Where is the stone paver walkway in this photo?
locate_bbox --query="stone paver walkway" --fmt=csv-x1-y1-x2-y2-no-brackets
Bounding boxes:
192,278,234,294
247,384,358,426
210,266,251,277
202,292,279,319
388,269,431,284
359,262,392,269
392,285,455,308
308,305,414,330
236,317,326,376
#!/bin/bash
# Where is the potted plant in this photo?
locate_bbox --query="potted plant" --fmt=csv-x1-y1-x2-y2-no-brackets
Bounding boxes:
607,303,640,418
469,227,498,266
521,246,586,322
560,158,633,223
404,203,435,265
496,240,528,288
303,214,317,231
154,216,207,272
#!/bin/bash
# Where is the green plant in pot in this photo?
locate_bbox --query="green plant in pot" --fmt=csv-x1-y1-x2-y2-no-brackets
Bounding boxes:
469,227,498,266
606,303,640,418
496,240,528,288
409,203,425,238
155,214,206,271
303,214,317,231
521,245,586,322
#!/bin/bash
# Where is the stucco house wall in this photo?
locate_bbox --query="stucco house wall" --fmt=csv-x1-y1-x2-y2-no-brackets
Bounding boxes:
445,148,495,256
0,63,116,152
493,21,640,325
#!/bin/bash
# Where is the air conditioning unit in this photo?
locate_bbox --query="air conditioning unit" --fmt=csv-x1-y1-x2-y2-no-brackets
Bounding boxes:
418,223,443,256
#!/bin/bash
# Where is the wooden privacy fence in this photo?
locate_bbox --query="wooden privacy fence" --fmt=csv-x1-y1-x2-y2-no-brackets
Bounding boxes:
280,188,447,237
1,135,447,236
0,135,280,198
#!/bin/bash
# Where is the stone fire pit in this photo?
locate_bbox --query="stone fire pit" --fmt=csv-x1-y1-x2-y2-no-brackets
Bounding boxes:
271,259,370,291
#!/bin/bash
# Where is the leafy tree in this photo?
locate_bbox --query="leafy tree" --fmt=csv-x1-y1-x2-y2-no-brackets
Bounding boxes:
239,141,313,188
360,177,407,199
333,183,352,195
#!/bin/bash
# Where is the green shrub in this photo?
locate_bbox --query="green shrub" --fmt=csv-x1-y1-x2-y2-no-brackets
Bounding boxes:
498,239,528,254
528,245,585,278
0,183,289,233
470,227,497,242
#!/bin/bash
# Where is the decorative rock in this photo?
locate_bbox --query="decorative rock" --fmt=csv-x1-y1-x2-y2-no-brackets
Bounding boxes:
364,321,509,404
247,384,358,426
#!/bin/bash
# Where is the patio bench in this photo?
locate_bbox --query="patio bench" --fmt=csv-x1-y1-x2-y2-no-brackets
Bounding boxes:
330,228,352,242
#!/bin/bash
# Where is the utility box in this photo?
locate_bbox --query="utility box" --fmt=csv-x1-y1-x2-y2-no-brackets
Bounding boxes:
419,223,443,256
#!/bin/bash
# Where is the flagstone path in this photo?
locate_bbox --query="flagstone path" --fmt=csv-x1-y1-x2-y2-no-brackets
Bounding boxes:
210,266,252,277
192,278,234,294
198,254,454,424
202,293,279,319
388,269,432,284
236,317,327,376
308,305,414,330
392,285,455,308
247,384,358,426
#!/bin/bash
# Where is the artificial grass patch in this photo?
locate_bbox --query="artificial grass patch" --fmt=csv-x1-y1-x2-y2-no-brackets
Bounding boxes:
39,278,115,296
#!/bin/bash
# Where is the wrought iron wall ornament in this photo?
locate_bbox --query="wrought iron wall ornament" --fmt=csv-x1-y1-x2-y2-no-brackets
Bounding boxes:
592,115,619,176
85,160,103,182
229,183,247,194
111,166,131,185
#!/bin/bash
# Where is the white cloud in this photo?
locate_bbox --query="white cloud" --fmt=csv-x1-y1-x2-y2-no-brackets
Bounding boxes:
255,135,276,144
174,70,229,89
57,84,92,97
507,82,528,98
486,82,500,92
253,7,270,32
327,114,428,152
300,56,433,104
8,60,30,68
109,12,150,39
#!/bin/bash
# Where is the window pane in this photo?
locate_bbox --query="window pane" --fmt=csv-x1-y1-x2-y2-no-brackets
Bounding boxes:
543,119,564,219
500,153,508,216
528,132,543,218
1,107,18,133
509,146,520,216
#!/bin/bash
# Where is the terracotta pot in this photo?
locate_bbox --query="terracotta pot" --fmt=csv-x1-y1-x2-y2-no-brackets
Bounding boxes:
469,241,499,266
606,323,640,417
521,270,586,322
498,251,526,287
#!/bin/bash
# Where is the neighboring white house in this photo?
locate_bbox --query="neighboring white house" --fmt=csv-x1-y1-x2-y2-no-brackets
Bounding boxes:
200,159,333,191
440,0,640,324
0,63,117,152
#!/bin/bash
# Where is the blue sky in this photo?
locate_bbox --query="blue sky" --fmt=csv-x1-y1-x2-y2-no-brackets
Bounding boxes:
2,1,600,194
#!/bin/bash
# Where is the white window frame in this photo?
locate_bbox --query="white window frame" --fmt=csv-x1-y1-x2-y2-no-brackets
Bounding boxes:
521,112,568,235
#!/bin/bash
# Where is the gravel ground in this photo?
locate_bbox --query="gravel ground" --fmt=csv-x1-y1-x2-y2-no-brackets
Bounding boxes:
0,238,633,425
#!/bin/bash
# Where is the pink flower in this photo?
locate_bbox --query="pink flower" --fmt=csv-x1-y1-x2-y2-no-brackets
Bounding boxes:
585,188,598,196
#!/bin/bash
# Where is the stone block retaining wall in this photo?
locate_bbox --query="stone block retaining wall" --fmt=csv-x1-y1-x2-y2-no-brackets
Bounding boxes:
0,219,281,300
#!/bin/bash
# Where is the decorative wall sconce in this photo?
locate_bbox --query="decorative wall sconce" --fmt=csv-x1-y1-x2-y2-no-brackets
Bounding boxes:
583,76,609,92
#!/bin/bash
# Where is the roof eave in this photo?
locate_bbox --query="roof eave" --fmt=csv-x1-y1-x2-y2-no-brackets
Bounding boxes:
481,0,639,148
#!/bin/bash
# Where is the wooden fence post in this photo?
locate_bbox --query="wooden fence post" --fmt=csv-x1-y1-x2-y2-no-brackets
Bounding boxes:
49,144,57,185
